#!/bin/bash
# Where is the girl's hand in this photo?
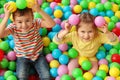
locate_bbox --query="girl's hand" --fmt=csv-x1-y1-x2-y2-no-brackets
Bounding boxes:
64,20,71,33
4,3,12,17
98,23,109,33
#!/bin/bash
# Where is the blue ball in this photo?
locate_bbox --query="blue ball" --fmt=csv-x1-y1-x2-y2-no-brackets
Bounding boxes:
50,68,58,77
54,6,63,11
0,76,4,80
106,10,114,17
92,76,102,80
52,24,62,32
96,50,106,60
52,49,62,59
9,40,15,49
63,6,71,12
103,44,113,51
64,11,72,19
44,7,53,15
81,9,89,14
48,32,57,40
89,8,99,16
98,12,106,16
59,54,69,64
8,35,13,40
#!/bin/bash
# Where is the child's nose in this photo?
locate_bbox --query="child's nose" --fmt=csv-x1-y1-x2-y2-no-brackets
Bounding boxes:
22,22,27,29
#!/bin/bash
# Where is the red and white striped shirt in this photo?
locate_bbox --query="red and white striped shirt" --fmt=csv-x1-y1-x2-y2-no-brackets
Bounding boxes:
7,19,44,61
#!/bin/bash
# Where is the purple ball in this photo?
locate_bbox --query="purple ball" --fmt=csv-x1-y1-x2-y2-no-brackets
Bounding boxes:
7,51,16,61
58,65,68,76
94,16,106,27
54,18,61,25
58,43,68,52
107,76,116,80
46,53,54,62
68,14,80,25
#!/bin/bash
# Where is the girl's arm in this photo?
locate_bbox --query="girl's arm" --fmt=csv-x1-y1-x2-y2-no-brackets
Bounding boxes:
0,4,11,38
32,0,56,28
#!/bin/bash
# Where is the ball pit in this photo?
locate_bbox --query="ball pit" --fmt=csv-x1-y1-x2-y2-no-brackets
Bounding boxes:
0,0,120,80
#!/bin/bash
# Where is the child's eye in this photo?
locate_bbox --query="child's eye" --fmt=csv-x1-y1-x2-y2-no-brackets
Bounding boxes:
26,20,30,22
18,22,22,23
89,31,92,33
81,31,85,33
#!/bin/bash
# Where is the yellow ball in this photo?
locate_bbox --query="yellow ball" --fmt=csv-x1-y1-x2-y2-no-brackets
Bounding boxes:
112,4,119,12
10,14,13,21
104,16,110,23
63,51,68,55
99,64,109,73
47,0,53,2
115,11,120,19
116,76,120,80
88,2,96,9
73,5,82,13
42,36,50,47
104,76,110,80
7,1,17,12
26,0,35,8
50,60,60,68
54,10,63,18
109,67,120,77
78,56,88,66
83,72,93,80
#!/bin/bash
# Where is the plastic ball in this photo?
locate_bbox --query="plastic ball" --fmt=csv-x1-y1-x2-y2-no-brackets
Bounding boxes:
83,72,93,80
42,36,50,47
109,67,119,77
106,10,114,18
54,10,63,18
6,75,17,80
76,76,85,80
116,22,120,29
0,49,4,61
110,62,120,69
50,60,60,68
8,61,16,71
72,68,83,78
112,27,120,36
115,11,120,19
55,76,60,80
60,74,71,80
96,3,104,11
96,50,106,60
58,65,68,76
98,59,108,65
112,4,119,12
46,53,54,62
54,18,61,24
101,0,107,3
49,42,58,51
88,2,96,9
7,1,17,12
52,49,62,59
0,58,9,69
58,43,68,52
0,41,9,51
44,7,53,15
92,76,102,80
80,0,88,9
106,76,116,80
70,0,77,5
78,56,88,65
59,54,69,64
94,16,106,27
50,68,58,77
43,47,51,55
103,44,112,51
73,5,82,13
68,14,80,25
4,70,14,79
54,0,61,3
105,54,112,63
7,51,16,61
0,69,6,76
81,60,92,71
64,11,72,19
16,0,27,9
96,70,106,79
99,64,109,73
111,16,118,23
38,0,43,5
63,6,71,12
52,24,61,32
111,54,120,63
68,48,78,58
41,2,50,9
50,2,57,9
104,1,112,10
61,0,70,6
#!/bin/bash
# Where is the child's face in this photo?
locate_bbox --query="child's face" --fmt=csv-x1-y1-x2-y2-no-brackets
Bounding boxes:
78,24,96,42
14,12,33,32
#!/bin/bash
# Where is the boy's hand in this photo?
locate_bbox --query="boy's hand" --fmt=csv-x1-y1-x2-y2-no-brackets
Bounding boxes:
30,0,40,12
4,3,12,17
98,23,109,33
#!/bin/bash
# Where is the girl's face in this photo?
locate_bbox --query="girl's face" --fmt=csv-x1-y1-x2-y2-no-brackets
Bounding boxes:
14,12,33,32
78,23,96,42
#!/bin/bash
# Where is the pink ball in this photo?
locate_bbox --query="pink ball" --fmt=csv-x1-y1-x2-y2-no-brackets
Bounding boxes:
0,14,5,18
54,18,61,25
94,16,106,27
7,51,16,61
58,43,68,52
101,0,108,4
45,53,54,62
98,59,108,65
107,76,116,80
58,65,68,76
68,14,80,25
50,2,57,9
116,22,120,29
55,76,61,80
38,0,43,5
70,0,77,5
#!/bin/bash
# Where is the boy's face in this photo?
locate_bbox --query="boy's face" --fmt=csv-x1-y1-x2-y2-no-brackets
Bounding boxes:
13,12,33,32
78,23,96,42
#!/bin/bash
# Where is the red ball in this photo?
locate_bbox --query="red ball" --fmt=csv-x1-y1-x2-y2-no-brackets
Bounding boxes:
112,27,120,36
54,0,61,3
111,54,120,63
0,49,4,61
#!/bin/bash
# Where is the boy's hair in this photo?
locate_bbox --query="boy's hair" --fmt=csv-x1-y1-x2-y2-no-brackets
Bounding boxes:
12,8,33,20
77,12,97,31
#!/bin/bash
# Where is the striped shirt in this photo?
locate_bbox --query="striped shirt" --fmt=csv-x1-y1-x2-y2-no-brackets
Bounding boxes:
7,19,44,61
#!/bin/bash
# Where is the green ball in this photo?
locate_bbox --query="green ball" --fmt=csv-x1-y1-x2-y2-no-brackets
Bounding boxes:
109,48,118,54
62,0,70,6
76,76,85,80
49,42,58,51
39,28,47,36
81,60,92,71
96,70,106,79
98,46,106,52
105,54,112,62
68,48,78,58
0,58,9,69
92,0,100,3
115,0,120,4
111,16,118,23
4,70,14,79
96,3,104,11
7,75,17,80
110,62,120,69
61,74,72,80
16,0,27,9
41,2,49,9
108,22,115,31
80,0,88,9
8,61,16,71
72,68,83,78
104,1,112,10
0,0,7,7
0,8,4,14
0,41,9,51
34,12,42,19
43,47,51,55
113,42,120,50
